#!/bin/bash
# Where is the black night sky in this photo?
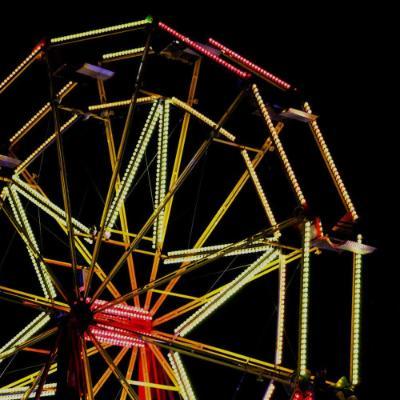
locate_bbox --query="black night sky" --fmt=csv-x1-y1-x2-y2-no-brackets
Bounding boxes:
0,4,391,400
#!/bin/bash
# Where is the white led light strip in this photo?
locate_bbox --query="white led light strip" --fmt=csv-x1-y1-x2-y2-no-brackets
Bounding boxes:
6,187,56,298
88,96,160,111
241,149,280,237
350,234,362,385
9,81,77,145
252,84,306,206
12,177,91,238
298,221,311,376
164,240,275,264
263,253,286,399
105,101,162,229
303,102,358,220
171,97,236,142
15,115,79,175
175,249,278,337
50,18,151,44
0,312,50,363
102,47,146,60
153,101,169,248
168,352,196,400
0,383,56,399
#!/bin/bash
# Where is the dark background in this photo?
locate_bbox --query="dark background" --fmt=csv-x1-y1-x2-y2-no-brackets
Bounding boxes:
0,4,392,399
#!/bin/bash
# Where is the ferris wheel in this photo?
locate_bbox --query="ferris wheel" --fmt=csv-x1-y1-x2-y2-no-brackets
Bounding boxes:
0,16,373,400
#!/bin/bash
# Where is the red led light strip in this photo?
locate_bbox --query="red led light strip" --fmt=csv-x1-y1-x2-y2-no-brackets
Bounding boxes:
158,22,251,79
208,38,291,90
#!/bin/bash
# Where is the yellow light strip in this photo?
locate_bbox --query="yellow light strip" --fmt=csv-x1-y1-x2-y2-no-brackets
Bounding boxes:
12,177,91,238
298,221,311,376
276,252,286,365
165,240,274,264
153,101,169,248
6,187,56,298
50,18,152,44
350,234,363,385
15,115,79,175
106,101,162,229
252,84,306,206
0,313,50,364
102,47,147,60
0,42,44,95
168,352,197,400
241,149,280,237
303,102,358,220
170,97,236,142
9,82,77,145
175,249,278,337
0,383,56,399
262,382,275,400
88,95,161,111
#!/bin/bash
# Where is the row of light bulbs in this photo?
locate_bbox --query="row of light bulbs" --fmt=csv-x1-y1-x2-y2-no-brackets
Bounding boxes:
165,240,274,264
351,234,363,385
0,312,50,363
12,177,91,239
102,47,146,60
303,102,358,221
6,187,56,298
170,97,236,142
241,149,280,234
0,42,44,94
50,18,152,44
9,81,76,145
88,95,159,111
0,383,56,399
105,101,162,229
15,115,79,175
168,352,197,400
153,101,169,248
252,84,307,207
93,299,152,321
299,221,311,377
175,249,278,337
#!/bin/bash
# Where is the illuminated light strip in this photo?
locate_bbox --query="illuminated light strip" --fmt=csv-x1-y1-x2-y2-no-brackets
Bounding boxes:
158,22,250,80
0,41,45,95
105,101,162,229
303,102,358,221
6,187,56,298
12,177,91,238
102,47,147,60
241,149,280,237
0,313,50,363
164,241,274,264
298,221,311,376
252,85,307,206
350,234,363,385
0,383,56,399
208,38,291,90
87,326,145,348
91,299,152,321
88,95,160,111
9,81,77,145
15,115,79,175
128,380,178,391
170,97,236,141
275,253,286,365
50,17,152,44
175,249,278,337
262,382,275,400
153,101,169,248
168,352,197,400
